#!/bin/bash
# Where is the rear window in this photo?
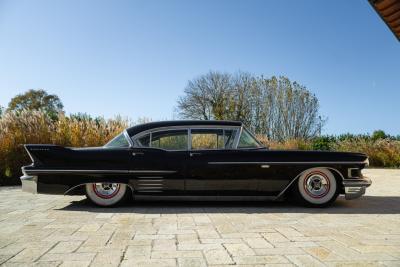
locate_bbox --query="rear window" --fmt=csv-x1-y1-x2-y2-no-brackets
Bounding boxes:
104,133,130,148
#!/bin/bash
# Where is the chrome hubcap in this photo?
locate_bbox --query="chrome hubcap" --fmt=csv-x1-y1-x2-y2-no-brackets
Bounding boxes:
304,174,330,198
93,183,120,199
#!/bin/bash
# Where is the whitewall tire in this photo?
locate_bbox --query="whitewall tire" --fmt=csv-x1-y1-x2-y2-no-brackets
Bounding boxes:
295,168,339,207
85,183,127,207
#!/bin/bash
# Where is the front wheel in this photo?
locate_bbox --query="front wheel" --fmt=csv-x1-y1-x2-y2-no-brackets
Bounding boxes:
294,168,339,208
85,183,128,207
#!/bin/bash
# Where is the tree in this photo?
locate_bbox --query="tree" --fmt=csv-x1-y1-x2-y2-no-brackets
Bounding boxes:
372,130,387,140
177,72,325,141
177,71,233,120
7,89,64,119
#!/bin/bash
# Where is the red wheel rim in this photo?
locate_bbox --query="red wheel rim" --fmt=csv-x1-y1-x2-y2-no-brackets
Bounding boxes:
92,183,121,199
303,171,330,199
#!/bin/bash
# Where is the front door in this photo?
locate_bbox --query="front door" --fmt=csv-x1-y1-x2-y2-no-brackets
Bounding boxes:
185,128,260,196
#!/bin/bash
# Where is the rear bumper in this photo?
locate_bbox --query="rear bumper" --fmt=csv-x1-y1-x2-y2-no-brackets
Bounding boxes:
20,175,38,194
343,177,372,200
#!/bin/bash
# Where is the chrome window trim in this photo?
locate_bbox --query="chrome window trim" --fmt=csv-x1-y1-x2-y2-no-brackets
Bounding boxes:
236,126,263,149
104,131,132,148
123,130,134,147
234,126,243,148
189,128,235,151
131,125,242,151
188,128,192,150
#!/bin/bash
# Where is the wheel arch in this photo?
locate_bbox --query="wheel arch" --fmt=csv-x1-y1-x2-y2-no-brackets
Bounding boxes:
277,166,344,199
64,182,135,198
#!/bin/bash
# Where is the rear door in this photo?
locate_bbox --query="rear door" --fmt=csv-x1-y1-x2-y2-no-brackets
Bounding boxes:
129,129,188,195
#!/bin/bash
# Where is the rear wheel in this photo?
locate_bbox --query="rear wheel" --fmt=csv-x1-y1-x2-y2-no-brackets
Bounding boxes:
294,168,339,207
85,183,128,207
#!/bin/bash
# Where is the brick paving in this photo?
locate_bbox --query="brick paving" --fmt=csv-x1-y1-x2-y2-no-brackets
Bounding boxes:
0,169,399,266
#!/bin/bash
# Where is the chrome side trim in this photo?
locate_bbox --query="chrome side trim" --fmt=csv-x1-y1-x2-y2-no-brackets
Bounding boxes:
208,161,366,165
24,146,35,163
275,172,304,199
130,170,176,174
24,169,176,175
64,183,87,195
209,162,274,165
134,195,277,201
25,169,129,174
137,176,164,192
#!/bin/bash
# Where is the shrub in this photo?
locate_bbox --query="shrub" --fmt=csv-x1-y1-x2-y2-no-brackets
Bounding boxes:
311,136,335,151
256,135,313,150
333,138,400,168
0,110,128,185
256,134,400,168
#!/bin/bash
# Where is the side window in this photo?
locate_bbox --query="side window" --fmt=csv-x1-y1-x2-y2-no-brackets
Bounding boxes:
190,129,238,150
137,134,150,147
191,129,224,150
151,130,188,150
238,129,261,148
224,129,238,149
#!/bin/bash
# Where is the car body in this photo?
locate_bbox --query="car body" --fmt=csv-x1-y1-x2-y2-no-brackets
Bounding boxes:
21,120,372,207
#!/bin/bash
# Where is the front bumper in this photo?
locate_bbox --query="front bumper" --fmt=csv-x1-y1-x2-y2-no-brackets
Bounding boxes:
20,175,38,194
343,177,372,200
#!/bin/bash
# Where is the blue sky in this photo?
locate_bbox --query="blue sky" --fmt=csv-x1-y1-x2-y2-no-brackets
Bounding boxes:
0,0,399,135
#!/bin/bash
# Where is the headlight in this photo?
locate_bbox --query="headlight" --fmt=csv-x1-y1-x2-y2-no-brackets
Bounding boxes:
364,158,369,167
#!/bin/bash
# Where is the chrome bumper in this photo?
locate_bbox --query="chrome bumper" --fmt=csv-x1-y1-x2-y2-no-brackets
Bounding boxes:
343,177,372,200
20,175,38,194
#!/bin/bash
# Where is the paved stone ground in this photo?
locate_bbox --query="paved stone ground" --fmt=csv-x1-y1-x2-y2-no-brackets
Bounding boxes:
0,169,399,267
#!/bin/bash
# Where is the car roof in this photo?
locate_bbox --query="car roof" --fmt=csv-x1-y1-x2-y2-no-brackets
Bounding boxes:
126,120,242,136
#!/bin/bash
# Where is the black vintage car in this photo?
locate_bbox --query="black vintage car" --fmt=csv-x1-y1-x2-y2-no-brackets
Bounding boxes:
21,120,371,207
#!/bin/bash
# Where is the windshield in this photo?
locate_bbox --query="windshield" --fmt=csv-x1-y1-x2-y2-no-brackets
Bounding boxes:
104,133,130,148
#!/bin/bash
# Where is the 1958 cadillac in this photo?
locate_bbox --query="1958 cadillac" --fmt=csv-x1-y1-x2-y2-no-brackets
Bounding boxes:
21,120,371,207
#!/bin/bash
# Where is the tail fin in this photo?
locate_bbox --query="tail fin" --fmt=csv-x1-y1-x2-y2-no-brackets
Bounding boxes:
24,144,67,166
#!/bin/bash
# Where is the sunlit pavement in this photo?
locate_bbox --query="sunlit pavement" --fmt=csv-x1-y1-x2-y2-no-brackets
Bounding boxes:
0,169,399,267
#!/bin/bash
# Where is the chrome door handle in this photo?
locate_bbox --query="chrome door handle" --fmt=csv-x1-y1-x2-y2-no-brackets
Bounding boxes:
190,152,201,157
132,152,144,156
